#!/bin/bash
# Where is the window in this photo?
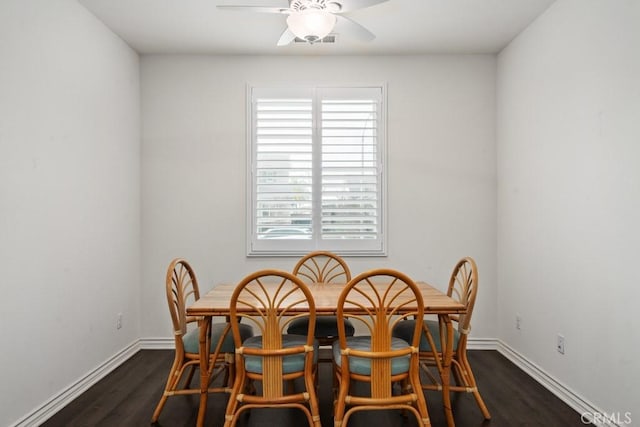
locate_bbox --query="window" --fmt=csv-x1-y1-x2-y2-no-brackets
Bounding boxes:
247,86,386,256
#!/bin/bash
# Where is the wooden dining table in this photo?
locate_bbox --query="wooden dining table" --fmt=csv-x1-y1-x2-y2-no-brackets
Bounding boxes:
187,280,465,427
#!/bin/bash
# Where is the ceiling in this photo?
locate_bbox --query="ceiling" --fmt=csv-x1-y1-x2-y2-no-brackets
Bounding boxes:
78,0,556,55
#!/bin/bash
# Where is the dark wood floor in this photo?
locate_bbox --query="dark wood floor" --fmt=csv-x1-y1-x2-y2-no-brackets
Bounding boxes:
42,350,589,427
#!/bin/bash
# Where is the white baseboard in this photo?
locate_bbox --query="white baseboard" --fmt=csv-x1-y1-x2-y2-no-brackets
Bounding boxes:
10,340,140,427
431,338,617,427
496,340,617,427
11,337,615,427
139,337,174,350
466,337,498,350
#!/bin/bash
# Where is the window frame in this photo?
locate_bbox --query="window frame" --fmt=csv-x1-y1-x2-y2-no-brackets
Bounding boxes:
246,84,387,257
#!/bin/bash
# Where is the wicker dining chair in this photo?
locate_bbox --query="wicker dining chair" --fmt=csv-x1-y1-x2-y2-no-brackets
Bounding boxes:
224,269,321,427
332,269,431,427
286,251,355,346
392,257,491,420
151,258,253,423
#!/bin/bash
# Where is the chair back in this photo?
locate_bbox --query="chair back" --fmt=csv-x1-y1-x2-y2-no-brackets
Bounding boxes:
336,268,424,399
165,258,199,339
293,250,351,284
230,269,316,398
447,257,479,338
154,258,239,424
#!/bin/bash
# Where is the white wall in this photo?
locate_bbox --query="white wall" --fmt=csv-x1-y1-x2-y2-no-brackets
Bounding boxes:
497,0,639,418
141,55,497,340
0,1,141,426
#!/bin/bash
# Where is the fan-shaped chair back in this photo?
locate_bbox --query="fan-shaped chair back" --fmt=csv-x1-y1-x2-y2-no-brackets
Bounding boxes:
225,269,321,427
333,268,431,427
293,250,351,284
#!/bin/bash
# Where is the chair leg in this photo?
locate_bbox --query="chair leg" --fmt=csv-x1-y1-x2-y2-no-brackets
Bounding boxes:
410,367,432,427
331,362,340,404
458,353,491,419
151,394,169,423
333,370,348,427
151,356,182,422
305,368,322,427
224,369,246,427
184,364,196,388
451,359,465,387
471,388,491,420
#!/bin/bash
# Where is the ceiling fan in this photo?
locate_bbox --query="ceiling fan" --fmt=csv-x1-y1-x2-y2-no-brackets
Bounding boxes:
217,0,389,45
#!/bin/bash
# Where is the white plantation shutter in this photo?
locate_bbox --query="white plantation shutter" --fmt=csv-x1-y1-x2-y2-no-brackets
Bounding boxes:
320,88,379,241
254,93,313,241
248,86,385,256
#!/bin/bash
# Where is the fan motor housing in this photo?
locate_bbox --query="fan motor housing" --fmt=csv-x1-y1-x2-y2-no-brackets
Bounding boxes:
291,0,341,12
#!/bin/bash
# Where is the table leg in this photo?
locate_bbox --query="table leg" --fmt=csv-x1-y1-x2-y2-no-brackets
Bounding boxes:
196,316,211,427
439,314,455,427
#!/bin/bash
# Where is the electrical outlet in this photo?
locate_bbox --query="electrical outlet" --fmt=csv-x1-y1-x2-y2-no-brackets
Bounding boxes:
557,334,565,354
516,314,522,330
117,313,123,330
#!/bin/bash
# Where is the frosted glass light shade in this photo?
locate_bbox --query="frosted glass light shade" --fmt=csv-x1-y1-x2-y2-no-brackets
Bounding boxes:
286,9,336,43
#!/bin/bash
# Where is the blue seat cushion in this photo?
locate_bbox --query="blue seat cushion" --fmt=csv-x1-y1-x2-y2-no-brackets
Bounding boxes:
182,322,254,354
242,334,319,374
331,335,411,376
392,319,460,352
286,316,355,339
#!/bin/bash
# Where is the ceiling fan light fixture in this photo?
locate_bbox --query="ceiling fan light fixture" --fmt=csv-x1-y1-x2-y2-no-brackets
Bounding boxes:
286,8,336,43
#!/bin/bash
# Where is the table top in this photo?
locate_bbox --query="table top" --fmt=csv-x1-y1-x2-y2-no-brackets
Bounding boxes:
187,281,465,317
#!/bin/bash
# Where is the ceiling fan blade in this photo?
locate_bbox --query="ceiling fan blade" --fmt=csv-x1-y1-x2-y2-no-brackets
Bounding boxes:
328,0,389,13
216,5,289,14
277,28,296,46
334,15,375,42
